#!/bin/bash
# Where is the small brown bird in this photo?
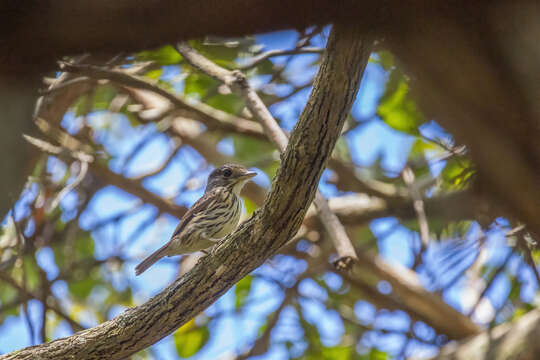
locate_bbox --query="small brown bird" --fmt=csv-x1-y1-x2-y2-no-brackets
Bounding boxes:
135,164,256,275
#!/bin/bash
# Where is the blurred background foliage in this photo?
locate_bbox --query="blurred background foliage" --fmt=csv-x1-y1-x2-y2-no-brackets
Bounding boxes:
0,27,538,359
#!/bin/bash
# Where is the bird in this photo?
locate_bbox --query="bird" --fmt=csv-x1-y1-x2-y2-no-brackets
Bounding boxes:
135,164,257,275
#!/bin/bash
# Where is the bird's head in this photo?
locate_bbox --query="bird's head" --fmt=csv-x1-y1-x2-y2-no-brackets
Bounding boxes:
206,164,257,194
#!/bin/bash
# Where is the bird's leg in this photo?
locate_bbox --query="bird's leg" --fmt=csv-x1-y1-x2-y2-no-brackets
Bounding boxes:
200,232,224,256
201,232,222,243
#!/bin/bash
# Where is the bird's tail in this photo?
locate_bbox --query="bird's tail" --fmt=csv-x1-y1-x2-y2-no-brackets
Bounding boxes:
135,244,169,275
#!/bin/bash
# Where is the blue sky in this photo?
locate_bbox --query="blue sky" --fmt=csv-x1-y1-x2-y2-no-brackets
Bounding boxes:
1,29,537,359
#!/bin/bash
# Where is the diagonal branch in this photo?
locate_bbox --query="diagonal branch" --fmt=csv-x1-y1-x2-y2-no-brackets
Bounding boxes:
56,57,401,203
176,41,370,269
0,272,84,333
59,62,265,139
350,251,480,339
2,22,369,360
237,46,324,70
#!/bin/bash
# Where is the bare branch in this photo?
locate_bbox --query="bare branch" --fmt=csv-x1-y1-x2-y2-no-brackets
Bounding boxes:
0,272,84,333
1,22,368,360
402,166,430,267
59,62,265,139
237,47,324,70
176,40,370,268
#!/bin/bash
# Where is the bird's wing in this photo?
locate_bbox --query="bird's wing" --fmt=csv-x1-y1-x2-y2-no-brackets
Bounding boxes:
170,188,221,239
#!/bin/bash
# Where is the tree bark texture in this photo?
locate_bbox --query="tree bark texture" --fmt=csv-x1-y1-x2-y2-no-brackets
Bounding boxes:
0,23,372,360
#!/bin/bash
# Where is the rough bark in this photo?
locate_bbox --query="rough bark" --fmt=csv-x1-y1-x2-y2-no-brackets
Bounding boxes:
0,22,371,360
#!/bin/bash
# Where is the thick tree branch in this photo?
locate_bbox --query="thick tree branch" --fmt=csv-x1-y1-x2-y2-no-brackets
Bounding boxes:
1,22,368,360
176,41,368,268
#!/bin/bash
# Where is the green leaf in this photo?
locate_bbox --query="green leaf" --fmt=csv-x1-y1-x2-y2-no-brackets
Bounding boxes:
321,346,352,360
440,157,473,190
0,284,19,323
409,138,438,159
144,68,163,80
92,84,118,111
235,275,253,310
369,348,389,360
73,94,91,117
207,93,244,115
75,233,95,259
23,256,40,290
232,135,277,174
68,268,101,300
174,319,210,358
136,45,182,65
253,58,275,75
377,70,424,135
184,73,219,99
190,40,251,68
243,197,257,217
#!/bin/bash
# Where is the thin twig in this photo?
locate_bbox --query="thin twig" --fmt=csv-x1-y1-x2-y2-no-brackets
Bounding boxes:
0,272,84,332
57,60,389,204
39,268,49,343
59,62,265,139
402,166,430,261
238,47,324,70
11,206,35,345
47,161,89,212
131,142,182,181
467,249,514,317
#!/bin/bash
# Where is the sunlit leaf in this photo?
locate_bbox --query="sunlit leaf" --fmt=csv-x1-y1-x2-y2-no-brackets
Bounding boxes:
137,45,182,65
184,73,219,99
321,346,352,359
243,197,257,217
144,68,163,80
174,319,210,358
235,275,253,310
409,138,438,159
440,157,474,190
377,70,424,135
0,285,19,323
369,348,389,360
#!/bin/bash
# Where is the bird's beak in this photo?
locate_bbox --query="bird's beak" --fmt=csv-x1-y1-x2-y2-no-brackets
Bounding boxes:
241,172,257,179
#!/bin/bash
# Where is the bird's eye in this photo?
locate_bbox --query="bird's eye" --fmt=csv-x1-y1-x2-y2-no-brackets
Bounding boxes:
223,169,232,177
